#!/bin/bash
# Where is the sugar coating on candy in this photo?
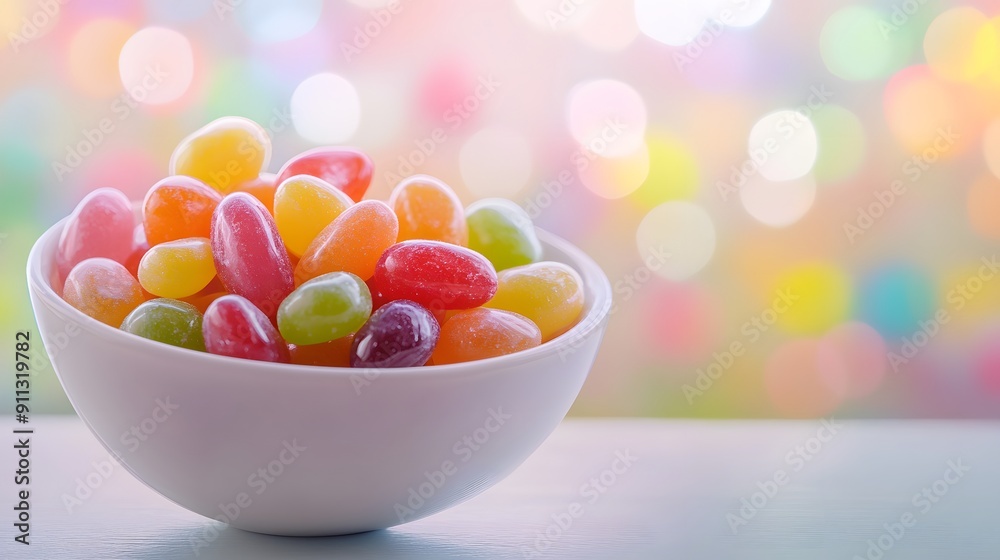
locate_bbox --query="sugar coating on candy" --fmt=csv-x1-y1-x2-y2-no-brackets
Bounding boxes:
278,271,372,345
485,261,585,342
351,300,440,368
466,198,542,271
142,175,222,246
138,237,217,299
169,116,271,193
289,334,354,367
57,188,135,283
431,308,541,365
63,258,145,327
121,298,206,351
275,147,373,203
295,200,398,284
274,174,353,257
211,192,295,321
390,174,468,246
203,294,290,363
370,240,498,311
125,224,150,279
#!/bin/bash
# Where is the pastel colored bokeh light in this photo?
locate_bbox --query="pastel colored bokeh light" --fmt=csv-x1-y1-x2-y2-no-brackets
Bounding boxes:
740,174,816,227
748,110,818,182
290,73,361,143
118,26,195,105
817,322,888,399
765,339,845,418
635,201,716,281
773,262,852,335
566,79,647,157
236,0,323,43
629,134,699,208
68,19,137,97
811,105,867,184
856,264,937,338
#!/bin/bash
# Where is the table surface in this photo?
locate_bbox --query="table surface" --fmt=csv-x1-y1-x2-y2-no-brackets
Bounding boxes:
2,417,998,560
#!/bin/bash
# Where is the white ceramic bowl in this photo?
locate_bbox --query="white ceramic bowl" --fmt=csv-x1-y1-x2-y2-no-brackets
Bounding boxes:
27,216,611,536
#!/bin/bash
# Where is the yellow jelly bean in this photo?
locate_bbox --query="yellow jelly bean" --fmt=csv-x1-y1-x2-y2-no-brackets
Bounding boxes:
169,116,271,193
485,261,585,342
138,237,217,299
274,174,353,257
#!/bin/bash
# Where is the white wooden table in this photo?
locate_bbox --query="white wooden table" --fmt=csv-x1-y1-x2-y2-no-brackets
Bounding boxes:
3,417,998,559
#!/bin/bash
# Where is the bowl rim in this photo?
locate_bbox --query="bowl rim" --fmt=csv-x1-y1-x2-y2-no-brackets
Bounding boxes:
27,215,613,378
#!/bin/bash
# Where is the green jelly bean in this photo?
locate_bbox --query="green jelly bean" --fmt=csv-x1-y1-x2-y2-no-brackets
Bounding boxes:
466,198,542,272
121,298,206,351
277,272,372,345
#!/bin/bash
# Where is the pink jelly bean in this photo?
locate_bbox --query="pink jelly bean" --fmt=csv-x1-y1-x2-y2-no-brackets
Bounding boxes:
56,188,135,283
203,294,290,363
211,192,294,321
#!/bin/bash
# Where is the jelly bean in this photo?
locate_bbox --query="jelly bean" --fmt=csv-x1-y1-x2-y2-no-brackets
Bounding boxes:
466,198,542,271
289,335,354,367
203,295,290,363
142,175,222,246
431,308,541,365
125,224,150,279
275,147,373,202
138,237,217,298
369,240,497,311
63,258,145,327
121,299,206,351
485,262,584,342
389,175,467,246
351,300,439,368
277,272,372,345
181,290,229,314
295,200,398,284
211,193,295,321
169,116,271,193
233,172,278,215
274,174,353,257
56,188,135,283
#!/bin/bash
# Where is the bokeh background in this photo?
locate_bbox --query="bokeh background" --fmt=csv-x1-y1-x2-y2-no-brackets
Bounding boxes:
2,0,1000,418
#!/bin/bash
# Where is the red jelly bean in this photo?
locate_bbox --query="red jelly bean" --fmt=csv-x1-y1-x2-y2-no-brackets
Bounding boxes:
370,240,497,311
211,192,294,321
56,188,135,283
124,224,150,279
203,294,290,363
274,147,373,203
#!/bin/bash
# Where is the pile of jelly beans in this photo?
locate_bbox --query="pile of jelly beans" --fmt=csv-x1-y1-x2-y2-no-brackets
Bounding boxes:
56,116,586,367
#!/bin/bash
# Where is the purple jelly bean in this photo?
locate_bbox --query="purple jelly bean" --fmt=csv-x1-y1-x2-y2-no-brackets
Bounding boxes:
350,300,439,368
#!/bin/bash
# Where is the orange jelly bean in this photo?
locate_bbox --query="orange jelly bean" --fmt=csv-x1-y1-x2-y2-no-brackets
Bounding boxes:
431,308,541,365
143,175,223,246
288,334,355,367
389,175,468,246
233,172,278,215
63,258,145,327
295,200,398,284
